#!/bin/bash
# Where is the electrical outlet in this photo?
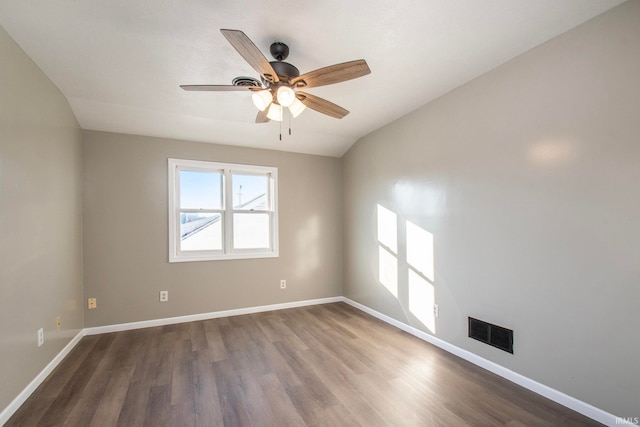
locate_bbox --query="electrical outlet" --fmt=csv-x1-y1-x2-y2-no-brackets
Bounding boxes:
280,280,286,289
434,304,439,318
56,316,62,332
88,298,97,309
37,328,44,347
159,291,169,302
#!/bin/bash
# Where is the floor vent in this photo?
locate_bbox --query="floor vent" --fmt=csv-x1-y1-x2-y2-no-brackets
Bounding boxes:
468,317,514,354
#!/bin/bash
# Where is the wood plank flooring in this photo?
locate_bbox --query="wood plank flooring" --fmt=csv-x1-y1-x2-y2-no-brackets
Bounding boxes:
6,303,601,426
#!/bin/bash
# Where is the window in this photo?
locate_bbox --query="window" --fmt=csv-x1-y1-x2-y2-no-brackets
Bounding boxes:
168,158,278,262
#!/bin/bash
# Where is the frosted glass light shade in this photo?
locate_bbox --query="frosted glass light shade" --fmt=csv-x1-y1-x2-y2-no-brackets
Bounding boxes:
288,97,306,118
266,103,283,121
276,86,295,107
252,90,272,111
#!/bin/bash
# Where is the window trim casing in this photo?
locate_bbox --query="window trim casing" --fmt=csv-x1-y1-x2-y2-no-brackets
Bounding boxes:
168,158,279,263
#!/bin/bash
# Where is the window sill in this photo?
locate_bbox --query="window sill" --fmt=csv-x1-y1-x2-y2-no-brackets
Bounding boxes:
169,251,279,263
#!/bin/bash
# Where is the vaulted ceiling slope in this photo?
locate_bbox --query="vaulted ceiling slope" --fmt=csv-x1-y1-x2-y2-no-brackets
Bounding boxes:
0,0,626,157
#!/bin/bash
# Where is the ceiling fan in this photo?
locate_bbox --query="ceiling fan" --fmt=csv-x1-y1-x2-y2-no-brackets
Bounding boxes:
180,29,371,123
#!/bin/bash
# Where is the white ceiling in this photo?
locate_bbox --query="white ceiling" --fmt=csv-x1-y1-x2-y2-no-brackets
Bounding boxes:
0,0,625,157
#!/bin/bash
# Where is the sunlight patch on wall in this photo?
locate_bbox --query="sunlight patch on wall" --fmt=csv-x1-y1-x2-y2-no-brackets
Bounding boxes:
408,269,436,333
377,204,398,253
406,220,436,333
376,204,436,331
379,246,398,297
377,204,398,297
406,220,434,282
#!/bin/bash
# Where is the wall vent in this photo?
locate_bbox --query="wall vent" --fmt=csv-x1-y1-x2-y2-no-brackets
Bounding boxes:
468,317,513,354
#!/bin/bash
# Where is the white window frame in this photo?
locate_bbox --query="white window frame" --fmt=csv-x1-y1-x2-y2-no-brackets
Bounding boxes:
168,158,279,262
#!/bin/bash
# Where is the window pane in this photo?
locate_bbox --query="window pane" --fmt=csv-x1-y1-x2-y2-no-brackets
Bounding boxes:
233,213,270,249
180,212,222,251
180,170,222,209
232,174,269,210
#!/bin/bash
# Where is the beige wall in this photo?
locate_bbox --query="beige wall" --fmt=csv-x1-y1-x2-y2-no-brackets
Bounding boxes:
0,26,83,411
82,130,343,327
343,1,639,417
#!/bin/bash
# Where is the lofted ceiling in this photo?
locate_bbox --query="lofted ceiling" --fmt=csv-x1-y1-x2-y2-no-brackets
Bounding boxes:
0,0,626,157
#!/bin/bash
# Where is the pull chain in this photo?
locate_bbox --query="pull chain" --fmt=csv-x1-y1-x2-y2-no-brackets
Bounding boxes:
276,109,293,141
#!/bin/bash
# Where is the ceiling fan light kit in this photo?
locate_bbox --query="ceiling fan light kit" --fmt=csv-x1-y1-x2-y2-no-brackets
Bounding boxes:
266,103,283,122
276,86,296,107
252,90,272,111
180,29,371,125
288,97,306,118
251,85,301,121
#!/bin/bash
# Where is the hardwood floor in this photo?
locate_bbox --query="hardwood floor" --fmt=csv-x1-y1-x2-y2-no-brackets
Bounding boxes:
7,303,601,426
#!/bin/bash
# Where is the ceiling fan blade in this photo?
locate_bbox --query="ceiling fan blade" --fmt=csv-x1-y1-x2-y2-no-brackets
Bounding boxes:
180,85,259,91
296,92,349,119
255,109,270,123
291,59,370,89
220,29,279,83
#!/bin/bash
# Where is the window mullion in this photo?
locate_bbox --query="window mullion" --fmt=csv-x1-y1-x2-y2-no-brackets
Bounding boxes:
224,169,233,254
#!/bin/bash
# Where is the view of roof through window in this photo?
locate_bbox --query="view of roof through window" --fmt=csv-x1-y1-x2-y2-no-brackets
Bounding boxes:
179,171,269,251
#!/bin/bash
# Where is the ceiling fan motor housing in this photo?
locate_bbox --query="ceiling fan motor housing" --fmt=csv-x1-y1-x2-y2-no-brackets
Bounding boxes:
269,60,300,83
266,42,300,84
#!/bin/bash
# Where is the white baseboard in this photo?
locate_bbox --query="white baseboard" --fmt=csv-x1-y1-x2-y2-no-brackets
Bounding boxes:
83,296,343,335
0,330,85,425
341,297,618,427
